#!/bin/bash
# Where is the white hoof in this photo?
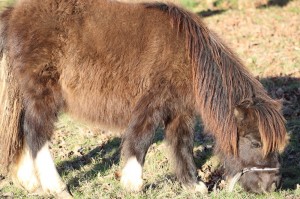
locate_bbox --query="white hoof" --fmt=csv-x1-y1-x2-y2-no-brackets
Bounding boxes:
183,181,208,194
14,171,40,192
35,142,68,195
120,157,143,192
12,145,40,192
194,181,208,194
56,189,73,199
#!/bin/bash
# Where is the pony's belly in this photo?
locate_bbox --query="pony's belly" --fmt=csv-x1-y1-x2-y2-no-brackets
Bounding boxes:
65,93,132,129
60,79,135,132
58,59,149,131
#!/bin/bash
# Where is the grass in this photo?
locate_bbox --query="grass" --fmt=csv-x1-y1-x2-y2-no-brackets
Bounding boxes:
0,0,14,9
179,0,199,10
1,0,300,198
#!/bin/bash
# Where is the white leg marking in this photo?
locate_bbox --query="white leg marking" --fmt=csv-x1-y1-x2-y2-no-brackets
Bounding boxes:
182,181,208,194
120,157,143,192
14,144,39,192
193,181,208,194
35,142,67,195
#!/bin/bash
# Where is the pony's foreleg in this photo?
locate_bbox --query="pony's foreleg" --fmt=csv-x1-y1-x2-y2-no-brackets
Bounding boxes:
121,104,160,192
165,115,208,194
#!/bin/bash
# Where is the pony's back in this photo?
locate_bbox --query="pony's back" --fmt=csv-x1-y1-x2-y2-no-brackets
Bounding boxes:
51,1,193,129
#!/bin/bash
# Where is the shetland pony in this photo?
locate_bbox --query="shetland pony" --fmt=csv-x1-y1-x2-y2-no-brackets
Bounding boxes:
0,0,287,197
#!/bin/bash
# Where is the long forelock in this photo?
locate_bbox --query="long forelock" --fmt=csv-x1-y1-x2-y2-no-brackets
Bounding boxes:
253,99,287,156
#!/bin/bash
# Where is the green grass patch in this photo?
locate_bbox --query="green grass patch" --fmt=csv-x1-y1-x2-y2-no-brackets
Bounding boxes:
179,0,199,11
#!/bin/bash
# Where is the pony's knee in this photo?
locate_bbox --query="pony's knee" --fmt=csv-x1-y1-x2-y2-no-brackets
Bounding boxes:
120,157,143,192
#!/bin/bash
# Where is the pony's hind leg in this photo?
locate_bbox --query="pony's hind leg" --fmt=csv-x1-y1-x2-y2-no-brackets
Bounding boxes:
12,140,71,198
20,97,72,197
121,96,162,192
22,89,71,197
34,141,72,198
12,59,71,197
165,114,208,194
12,142,40,193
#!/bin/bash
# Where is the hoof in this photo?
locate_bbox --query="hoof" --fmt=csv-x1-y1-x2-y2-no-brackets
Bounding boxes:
56,189,73,199
120,157,143,192
27,187,45,196
12,167,40,193
28,187,73,199
194,181,208,194
120,173,143,192
11,146,40,193
183,181,208,194
15,177,40,193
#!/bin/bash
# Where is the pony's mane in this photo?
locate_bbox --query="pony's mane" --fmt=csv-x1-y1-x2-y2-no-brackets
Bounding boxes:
145,3,287,156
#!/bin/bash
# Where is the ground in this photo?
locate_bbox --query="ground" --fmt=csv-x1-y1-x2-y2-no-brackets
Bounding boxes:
0,0,300,198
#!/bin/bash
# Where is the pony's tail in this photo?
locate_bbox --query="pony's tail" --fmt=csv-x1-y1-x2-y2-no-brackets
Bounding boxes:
0,7,24,174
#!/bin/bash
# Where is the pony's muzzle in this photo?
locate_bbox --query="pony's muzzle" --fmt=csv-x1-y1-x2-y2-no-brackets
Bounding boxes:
229,167,281,193
259,172,281,193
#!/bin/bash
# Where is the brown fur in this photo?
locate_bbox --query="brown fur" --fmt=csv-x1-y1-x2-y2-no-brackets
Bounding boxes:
0,7,23,173
0,0,287,192
145,3,286,155
217,103,283,193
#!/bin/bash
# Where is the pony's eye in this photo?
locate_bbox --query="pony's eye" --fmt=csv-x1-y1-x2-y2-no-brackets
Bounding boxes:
251,141,262,148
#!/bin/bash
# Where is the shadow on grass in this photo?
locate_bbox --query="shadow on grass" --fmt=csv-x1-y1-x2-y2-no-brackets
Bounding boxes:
56,129,168,190
198,0,292,15
282,119,300,190
260,76,300,190
198,9,226,18
262,0,292,7
257,0,293,9
56,123,214,191
57,137,122,188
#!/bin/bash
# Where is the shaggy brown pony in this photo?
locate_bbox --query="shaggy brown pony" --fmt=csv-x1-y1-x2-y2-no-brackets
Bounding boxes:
0,0,287,197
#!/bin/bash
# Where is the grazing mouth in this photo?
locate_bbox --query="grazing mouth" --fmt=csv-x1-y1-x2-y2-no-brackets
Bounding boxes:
228,167,280,192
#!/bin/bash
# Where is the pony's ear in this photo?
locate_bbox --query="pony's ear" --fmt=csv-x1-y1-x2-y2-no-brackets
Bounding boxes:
234,98,255,123
234,107,245,123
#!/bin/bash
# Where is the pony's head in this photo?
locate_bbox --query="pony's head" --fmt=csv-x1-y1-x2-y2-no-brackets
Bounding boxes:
218,99,287,193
